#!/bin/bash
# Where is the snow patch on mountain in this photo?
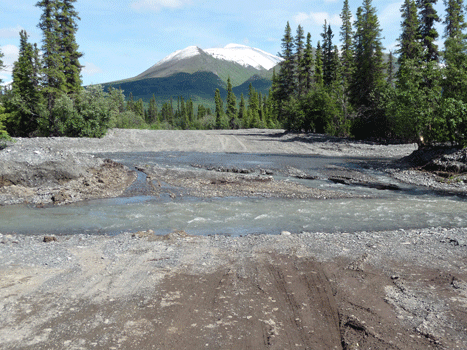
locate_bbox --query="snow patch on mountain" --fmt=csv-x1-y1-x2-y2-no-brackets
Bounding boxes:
154,46,202,67
205,44,282,70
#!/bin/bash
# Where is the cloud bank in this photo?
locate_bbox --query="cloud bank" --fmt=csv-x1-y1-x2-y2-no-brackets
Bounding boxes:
130,0,191,11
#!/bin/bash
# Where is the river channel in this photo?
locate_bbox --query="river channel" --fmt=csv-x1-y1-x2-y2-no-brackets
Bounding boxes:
2,151,467,236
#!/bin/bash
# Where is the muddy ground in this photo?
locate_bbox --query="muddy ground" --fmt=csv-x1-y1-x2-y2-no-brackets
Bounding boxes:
1,129,467,349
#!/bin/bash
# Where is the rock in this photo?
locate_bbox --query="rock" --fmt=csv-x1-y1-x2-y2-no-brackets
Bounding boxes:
281,231,292,236
132,230,155,239
43,235,58,243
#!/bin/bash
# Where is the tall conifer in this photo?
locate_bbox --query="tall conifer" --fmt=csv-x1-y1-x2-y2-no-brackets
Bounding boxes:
36,0,66,119
321,21,335,86
275,22,295,121
340,0,354,83
443,0,467,100
57,0,83,93
314,42,324,87
295,25,306,96
397,0,422,64
303,33,314,94
226,77,237,123
351,0,386,109
11,30,43,136
417,0,441,62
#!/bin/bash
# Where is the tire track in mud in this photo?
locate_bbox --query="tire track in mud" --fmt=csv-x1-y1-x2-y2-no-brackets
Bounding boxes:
125,254,344,349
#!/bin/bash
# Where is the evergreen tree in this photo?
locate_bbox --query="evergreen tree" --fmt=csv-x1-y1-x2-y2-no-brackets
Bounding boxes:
135,98,144,117
350,0,387,138
214,88,223,129
197,104,205,119
226,77,237,124
418,0,441,62
443,0,467,99
303,33,314,94
387,51,395,85
148,94,158,123
248,83,261,127
321,21,335,86
238,93,246,125
10,30,43,136
126,92,135,112
187,98,194,123
351,0,386,110
275,22,295,122
295,25,306,96
56,0,83,93
441,0,467,144
314,42,324,87
36,0,67,128
397,0,422,64
340,0,354,84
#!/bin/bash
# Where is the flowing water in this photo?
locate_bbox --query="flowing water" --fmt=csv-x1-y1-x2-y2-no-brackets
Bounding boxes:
2,152,467,236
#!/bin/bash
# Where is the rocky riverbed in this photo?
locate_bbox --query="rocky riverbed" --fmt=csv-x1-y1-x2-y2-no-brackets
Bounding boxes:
1,129,467,349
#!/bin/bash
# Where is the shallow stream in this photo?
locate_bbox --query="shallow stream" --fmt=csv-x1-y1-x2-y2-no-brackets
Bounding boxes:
2,152,467,236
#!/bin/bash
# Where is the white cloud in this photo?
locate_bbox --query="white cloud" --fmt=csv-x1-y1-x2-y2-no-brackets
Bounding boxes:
1,44,19,73
294,12,342,27
130,0,191,11
82,62,103,76
0,26,23,39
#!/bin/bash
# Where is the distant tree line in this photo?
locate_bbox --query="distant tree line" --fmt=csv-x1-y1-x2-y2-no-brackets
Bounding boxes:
272,0,467,146
3,0,467,144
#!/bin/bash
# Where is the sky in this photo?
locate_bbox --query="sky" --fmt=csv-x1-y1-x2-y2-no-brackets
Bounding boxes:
0,0,447,86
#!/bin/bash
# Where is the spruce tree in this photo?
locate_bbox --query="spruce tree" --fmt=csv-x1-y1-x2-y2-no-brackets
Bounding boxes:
340,0,354,84
351,0,387,138
417,0,441,62
226,77,237,123
248,83,260,127
135,98,144,117
36,0,66,123
321,21,335,86
303,33,314,94
238,93,246,126
294,25,306,96
441,0,467,144
11,30,43,136
126,92,135,112
214,88,223,129
56,0,83,93
397,0,422,64
148,94,158,123
314,42,324,87
387,51,395,85
351,0,386,110
275,22,295,121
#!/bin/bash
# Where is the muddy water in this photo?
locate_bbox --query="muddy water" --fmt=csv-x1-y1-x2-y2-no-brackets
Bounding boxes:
2,152,467,236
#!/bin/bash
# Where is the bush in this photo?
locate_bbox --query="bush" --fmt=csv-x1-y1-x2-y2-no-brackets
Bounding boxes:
0,105,12,143
53,86,111,137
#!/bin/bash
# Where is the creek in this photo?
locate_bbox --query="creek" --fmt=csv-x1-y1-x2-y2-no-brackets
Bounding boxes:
2,152,467,236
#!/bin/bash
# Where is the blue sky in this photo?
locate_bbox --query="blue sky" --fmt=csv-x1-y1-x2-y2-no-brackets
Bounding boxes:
1,0,446,86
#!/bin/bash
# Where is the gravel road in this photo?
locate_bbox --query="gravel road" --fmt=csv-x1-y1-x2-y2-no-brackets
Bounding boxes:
1,129,466,349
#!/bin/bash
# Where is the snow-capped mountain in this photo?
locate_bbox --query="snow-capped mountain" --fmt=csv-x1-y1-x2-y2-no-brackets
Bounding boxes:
205,44,282,70
149,44,281,71
134,44,282,85
154,46,203,66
